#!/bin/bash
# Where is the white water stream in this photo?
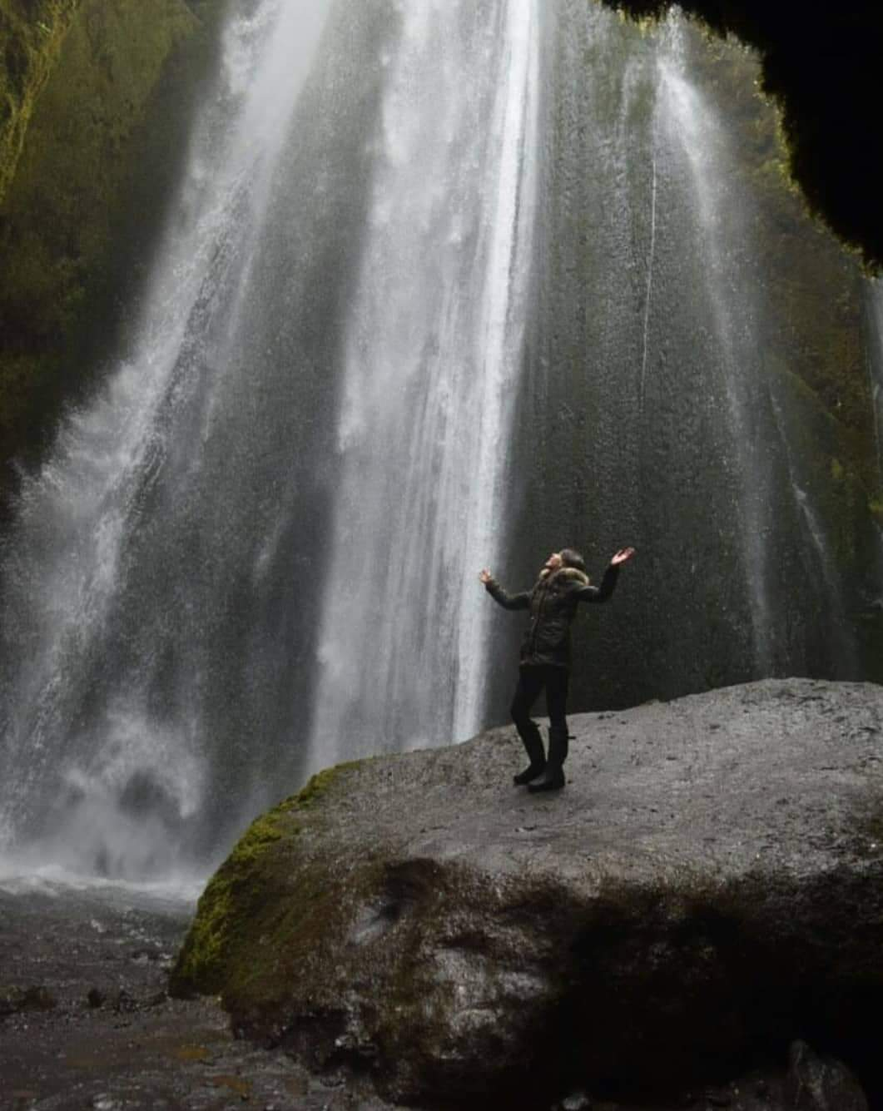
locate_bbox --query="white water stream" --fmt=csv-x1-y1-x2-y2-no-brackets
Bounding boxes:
308,0,541,766
0,1,876,882
0,0,332,870
654,20,773,672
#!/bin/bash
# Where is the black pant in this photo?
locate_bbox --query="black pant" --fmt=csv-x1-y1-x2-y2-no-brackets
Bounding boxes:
510,664,569,734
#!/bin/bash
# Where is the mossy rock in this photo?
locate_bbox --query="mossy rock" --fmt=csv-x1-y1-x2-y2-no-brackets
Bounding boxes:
172,680,883,1107
171,762,364,1000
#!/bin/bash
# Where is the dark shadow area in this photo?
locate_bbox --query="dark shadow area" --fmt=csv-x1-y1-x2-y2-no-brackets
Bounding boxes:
551,866,883,1107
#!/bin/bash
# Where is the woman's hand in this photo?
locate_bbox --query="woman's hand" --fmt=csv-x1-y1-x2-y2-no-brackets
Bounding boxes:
479,569,492,584
610,547,636,566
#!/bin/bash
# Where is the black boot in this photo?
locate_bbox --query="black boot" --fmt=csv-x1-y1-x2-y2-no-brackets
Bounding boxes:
513,719,546,785
528,726,568,793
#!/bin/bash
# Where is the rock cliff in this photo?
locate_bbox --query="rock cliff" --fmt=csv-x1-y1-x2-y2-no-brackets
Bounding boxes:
0,0,223,510
172,678,883,1109
599,1,883,272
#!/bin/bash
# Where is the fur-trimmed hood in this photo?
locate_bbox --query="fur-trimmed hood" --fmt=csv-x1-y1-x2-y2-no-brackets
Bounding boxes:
538,565,590,587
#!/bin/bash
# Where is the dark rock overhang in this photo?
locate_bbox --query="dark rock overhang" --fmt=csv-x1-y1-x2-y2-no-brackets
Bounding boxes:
597,0,883,272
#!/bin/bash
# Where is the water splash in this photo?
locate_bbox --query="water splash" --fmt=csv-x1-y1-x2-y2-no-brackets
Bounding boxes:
309,0,541,767
0,0,333,870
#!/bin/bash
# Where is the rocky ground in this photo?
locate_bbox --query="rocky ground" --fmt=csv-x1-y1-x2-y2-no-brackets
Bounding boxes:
0,879,399,1110
3,678,883,1110
0,880,868,1111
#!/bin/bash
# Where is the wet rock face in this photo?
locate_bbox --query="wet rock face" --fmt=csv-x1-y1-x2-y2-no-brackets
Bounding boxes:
0,0,80,206
0,0,224,509
172,679,883,1108
786,1041,869,1111
596,1,883,271
0,985,57,1016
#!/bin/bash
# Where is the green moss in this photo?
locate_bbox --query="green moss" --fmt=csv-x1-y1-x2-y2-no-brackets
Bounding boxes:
170,798,295,997
0,0,226,508
170,760,366,999
0,0,82,207
290,759,364,809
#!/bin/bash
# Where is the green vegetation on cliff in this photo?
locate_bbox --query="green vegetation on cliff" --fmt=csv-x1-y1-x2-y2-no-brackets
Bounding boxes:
0,0,81,207
0,0,225,510
171,763,363,1000
600,0,883,272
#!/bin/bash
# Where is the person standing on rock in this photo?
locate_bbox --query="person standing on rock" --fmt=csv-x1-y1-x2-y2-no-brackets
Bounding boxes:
479,546,635,793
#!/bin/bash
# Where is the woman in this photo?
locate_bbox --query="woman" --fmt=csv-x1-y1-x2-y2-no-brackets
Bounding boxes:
479,545,635,792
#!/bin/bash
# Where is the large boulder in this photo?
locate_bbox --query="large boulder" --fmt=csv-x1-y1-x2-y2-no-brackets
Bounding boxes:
172,679,883,1108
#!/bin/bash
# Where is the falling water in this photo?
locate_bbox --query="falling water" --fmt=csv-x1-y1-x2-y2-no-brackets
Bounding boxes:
868,281,883,605
0,0,879,880
308,0,540,766
0,0,543,871
0,0,335,873
654,20,775,672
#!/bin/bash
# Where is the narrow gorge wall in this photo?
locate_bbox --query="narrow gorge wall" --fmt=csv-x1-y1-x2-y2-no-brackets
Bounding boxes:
0,0,225,508
498,10,882,717
0,0,80,206
597,0,883,272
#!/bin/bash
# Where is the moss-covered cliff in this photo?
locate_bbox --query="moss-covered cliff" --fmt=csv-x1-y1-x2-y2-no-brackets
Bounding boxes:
0,0,224,510
0,0,80,207
600,0,883,272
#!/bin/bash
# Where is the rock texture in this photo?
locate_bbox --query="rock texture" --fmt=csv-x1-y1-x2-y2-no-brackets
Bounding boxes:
0,0,80,208
0,0,223,510
172,678,883,1109
598,1,883,272
504,15,882,720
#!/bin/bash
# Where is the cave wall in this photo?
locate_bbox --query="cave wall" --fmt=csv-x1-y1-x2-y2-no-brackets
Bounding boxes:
0,0,80,207
600,0,883,273
0,0,225,512
494,12,883,719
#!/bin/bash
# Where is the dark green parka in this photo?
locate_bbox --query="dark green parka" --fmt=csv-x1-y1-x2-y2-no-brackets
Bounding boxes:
485,563,619,669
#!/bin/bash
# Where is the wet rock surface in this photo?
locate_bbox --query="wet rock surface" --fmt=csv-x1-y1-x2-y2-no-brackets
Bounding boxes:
173,678,883,1109
596,0,883,271
0,879,401,1110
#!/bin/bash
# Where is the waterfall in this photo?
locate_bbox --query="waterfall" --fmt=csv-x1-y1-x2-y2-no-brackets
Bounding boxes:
869,281,883,601
308,0,540,767
0,0,542,874
0,0,336,874
0,0,878,881
654,19,775,672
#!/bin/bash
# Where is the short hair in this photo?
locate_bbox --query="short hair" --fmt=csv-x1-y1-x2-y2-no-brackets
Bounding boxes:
559,548,586,573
